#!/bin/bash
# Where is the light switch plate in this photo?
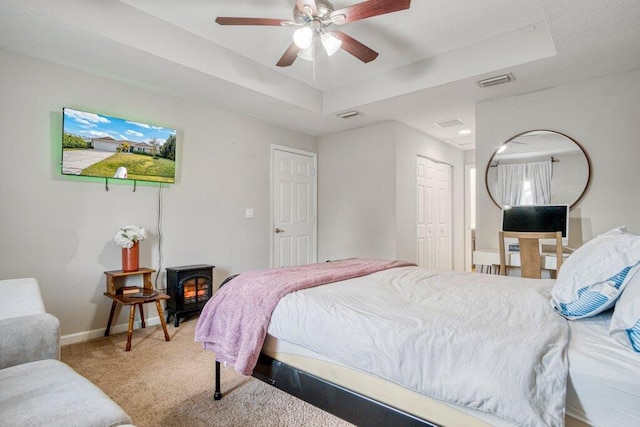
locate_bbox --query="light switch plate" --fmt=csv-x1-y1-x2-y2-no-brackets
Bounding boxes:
245,208,254,218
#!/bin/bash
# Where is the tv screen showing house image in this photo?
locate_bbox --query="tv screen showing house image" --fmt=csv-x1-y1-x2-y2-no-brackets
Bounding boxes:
61,107,177,183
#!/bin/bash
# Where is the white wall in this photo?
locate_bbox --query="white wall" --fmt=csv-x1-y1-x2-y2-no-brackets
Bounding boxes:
0,48,316,339
317,122,397,261
464,150,476,166
318,121,466,270
476,69,640,250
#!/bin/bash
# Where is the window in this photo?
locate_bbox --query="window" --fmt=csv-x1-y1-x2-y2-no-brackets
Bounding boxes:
520,180,533,205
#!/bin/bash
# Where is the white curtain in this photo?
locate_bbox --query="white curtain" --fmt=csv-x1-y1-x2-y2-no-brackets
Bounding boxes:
527,160,552,204
497,163,526,206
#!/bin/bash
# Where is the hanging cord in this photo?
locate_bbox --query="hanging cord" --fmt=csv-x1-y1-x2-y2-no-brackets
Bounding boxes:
154,183,166,291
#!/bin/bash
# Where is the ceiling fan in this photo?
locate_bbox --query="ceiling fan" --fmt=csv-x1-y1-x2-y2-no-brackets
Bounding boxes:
215,0,412,67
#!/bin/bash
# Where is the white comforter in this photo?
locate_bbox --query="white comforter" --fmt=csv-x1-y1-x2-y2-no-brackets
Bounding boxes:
267,267,569,427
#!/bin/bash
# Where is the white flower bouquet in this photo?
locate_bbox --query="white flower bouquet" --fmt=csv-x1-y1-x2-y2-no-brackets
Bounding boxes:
113,225,147,249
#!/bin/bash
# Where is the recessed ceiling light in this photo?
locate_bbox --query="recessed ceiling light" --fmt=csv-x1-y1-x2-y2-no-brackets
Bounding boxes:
458,129,472,135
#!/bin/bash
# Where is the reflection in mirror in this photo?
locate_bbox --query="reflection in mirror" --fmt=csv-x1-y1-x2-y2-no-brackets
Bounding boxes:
486,130,591,209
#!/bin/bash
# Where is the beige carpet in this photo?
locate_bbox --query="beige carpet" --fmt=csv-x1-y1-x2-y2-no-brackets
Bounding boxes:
60,318,352,427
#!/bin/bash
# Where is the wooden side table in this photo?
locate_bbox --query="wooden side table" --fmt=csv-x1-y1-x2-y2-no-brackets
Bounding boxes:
104,268,171,351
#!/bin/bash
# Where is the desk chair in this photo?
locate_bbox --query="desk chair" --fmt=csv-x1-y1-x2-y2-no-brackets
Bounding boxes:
499,231,563,279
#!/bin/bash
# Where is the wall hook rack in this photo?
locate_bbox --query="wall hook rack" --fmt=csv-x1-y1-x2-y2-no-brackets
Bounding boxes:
104,178,137,192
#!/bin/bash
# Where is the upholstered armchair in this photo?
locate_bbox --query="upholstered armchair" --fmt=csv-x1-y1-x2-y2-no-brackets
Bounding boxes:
0,277,60,369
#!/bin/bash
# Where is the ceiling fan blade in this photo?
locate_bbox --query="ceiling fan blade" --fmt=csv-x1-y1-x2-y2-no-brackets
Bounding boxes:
333,31,379,63
276,42,301,67
296,0,318,16
330,0,411,25
215,17,291,26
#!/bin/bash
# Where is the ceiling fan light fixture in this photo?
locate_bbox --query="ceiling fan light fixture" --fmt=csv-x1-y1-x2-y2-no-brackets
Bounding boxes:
293,26,313,49
321,32,342,56
297,46,314,61
218,0,413,67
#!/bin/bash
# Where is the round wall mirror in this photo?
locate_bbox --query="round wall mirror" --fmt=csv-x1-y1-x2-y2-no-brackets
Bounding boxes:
485,130,591,209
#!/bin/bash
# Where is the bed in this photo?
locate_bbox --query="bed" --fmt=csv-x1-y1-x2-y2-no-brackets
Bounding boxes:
194,257,640,427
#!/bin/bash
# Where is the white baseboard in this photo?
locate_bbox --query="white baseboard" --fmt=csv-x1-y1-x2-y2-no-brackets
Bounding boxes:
60,316,162,346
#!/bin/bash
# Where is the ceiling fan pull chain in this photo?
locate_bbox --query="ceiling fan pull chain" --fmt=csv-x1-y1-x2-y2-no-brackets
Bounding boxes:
312,41,317,83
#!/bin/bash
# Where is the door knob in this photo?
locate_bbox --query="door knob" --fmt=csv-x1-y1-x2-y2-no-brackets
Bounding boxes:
275,228,285,233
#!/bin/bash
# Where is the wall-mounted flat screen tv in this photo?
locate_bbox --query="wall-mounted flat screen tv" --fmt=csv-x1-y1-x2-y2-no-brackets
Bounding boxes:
62,107,177,183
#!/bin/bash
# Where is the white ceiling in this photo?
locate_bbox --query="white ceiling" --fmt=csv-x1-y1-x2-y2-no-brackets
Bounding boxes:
1,0,640,150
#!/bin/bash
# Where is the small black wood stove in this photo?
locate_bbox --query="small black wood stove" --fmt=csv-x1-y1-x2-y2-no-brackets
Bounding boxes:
165,264,214,327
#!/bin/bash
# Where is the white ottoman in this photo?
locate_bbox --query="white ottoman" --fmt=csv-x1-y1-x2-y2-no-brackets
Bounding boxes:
0,359,132,426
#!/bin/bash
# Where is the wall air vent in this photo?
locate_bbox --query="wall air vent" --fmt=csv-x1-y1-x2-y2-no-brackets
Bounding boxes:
434,118,465,128
477,73,515,88
337,110,362,119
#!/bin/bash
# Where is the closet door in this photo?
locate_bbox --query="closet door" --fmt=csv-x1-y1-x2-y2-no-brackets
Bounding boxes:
417,157,435,268
417,157,452,269
434,162,452,269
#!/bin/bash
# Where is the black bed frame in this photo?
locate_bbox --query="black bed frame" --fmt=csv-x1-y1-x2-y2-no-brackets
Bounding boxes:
214,357,438,427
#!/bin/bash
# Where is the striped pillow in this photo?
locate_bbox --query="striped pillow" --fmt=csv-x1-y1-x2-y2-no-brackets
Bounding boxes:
610,270,640,352
551,227,640,320
554,264,639,318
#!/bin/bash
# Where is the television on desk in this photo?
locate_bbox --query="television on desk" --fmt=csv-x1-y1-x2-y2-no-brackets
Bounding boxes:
501,204,569,247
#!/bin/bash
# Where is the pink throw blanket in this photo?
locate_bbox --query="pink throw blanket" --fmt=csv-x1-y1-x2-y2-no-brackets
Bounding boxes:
194,258,414,375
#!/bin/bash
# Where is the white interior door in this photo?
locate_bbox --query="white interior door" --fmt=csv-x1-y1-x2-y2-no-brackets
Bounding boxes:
271,146,317,268
417,157,435,267
417,157,451,269
435,162,452,269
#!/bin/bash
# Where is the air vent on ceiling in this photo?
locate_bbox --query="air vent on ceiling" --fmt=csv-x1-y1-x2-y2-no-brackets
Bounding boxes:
434,118,465,128
477,73,515,88
337,110,362,119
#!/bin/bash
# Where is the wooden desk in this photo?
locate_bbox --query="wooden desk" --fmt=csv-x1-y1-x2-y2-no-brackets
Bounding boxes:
104,268,170,351
473,249,570,275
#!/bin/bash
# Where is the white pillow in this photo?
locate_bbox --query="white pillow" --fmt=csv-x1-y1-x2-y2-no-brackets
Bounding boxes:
550,227,640,319
599,225,629,236
610,269,640,352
